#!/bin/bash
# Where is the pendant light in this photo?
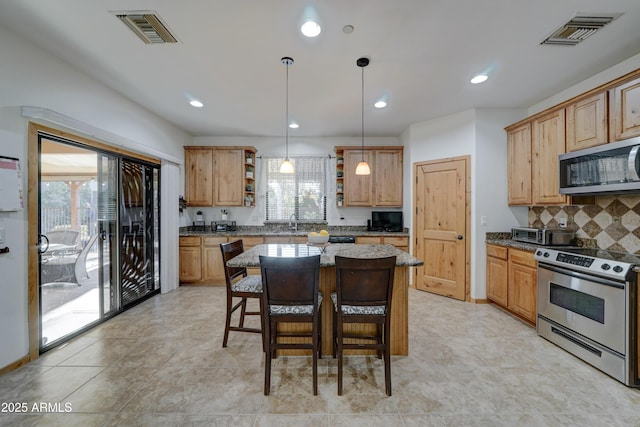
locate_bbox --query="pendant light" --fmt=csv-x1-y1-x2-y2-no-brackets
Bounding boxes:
280,56,295,174
355,57,371,176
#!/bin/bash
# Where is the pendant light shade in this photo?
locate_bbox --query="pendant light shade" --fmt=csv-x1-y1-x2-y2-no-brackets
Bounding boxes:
355,160,371,175
280,56,295,174
355,57,371,176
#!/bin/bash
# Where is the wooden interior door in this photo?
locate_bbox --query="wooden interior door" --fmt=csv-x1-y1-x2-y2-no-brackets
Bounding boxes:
414,157,469,301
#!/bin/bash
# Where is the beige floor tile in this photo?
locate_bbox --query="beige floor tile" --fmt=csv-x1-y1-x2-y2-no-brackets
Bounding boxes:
2,286,640,425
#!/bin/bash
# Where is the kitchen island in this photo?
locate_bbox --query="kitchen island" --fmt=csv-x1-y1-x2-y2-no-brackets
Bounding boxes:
227,243,423,356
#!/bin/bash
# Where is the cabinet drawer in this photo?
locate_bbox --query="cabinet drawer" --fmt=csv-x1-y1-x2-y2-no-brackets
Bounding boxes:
179,236,201,247
509,248,536,267
235,236,264,247
382,236,408,247
356,236,381,245
203,236,228,247
486,244,508,260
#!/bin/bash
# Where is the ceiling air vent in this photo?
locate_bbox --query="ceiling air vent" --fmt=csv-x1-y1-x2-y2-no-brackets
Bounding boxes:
541,13,622,46
114,11,178,44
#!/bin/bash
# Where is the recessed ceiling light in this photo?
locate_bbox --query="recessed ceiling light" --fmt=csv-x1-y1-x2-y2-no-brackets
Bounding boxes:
189,99,204,108
289,122,299,129
470,74,488,84
374,100,387,109
301,20,321,37
343,25,354,34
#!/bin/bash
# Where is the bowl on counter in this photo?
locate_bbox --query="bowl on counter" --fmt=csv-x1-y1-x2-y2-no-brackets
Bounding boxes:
308,234,330,245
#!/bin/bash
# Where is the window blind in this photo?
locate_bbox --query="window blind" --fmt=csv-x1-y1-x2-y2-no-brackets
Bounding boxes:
265,156,328,221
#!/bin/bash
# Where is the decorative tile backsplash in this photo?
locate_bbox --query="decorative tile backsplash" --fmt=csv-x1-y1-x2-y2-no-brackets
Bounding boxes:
529,195,640,254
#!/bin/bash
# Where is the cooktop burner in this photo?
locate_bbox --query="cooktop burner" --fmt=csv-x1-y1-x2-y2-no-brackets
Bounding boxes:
534,247,640,281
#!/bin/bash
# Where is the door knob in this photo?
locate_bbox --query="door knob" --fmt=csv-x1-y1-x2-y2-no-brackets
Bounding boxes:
457,235,463,240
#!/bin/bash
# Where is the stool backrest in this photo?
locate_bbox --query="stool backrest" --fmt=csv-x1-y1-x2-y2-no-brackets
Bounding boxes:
335,255,396,309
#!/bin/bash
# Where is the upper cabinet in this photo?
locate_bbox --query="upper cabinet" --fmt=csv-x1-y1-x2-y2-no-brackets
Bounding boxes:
507,123,532,205
184,146,256,207
566,91,608,151
532,109,567,205
213,148,244,206
373,149,404,206
336,146,403,207
505,68,640,206
185,147,214,206
610,76,640,141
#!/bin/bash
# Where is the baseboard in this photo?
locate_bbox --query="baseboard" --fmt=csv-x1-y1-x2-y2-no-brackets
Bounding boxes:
0,354,32,375
470,298,490,304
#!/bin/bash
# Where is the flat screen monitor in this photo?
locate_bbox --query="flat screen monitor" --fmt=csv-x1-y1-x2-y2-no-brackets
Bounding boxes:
371,211,403,232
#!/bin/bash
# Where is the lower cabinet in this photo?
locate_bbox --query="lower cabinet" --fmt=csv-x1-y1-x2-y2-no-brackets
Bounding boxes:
486,244,537,324
179,235,264,284
179,236,202,282
356,236,409,253
486,245,508,307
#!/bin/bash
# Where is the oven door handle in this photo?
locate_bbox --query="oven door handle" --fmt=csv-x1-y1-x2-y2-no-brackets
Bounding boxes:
538,263,626,289
628,145,640,182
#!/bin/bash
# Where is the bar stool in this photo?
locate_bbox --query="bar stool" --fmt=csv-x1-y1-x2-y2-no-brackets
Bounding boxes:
259,255,322,395
220,240,263,349
332,255,396,396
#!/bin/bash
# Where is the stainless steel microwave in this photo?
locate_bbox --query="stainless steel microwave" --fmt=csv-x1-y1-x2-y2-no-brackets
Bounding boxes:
559,136,640,195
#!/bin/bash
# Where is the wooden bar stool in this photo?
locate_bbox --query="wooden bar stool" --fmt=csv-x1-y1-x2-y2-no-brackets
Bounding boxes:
220,240,263,349
259,255,322,395
332,255,396,396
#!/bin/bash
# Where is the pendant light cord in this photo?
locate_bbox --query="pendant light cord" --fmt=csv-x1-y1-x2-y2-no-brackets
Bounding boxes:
361,64,365,162
286,61,289,159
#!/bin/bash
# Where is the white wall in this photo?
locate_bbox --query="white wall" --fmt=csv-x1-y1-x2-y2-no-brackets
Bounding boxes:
529,52,640,115
405,108,527,300
0,25,191,369
187,135,402,227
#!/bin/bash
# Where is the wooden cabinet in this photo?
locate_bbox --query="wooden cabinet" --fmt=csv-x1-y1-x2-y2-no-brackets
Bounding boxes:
184,147,214,206
610,76,640,141
486,245,536,325
373,149,403,206
356,236,409,252
179,234,267,284
337,146,403,207
213,149,244,206
507,249,537,323
486,244,508,307
506,123,532,205
184,146,256,207
532,109,567,205
566,92,608,151
179,236,203,282
202,236,228,283
343,149,373,206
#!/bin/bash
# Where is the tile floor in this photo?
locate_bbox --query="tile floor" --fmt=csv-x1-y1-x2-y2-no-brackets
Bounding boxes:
1,286,639,426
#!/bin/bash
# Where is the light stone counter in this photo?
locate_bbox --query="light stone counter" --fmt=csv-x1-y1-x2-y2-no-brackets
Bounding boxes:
228,243,423,356
226,243,423,268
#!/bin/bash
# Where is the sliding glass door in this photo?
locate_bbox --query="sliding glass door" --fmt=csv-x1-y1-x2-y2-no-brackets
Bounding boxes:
38,135,160,352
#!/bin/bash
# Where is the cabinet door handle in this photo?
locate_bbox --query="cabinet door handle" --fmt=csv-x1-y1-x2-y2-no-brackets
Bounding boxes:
457,235,464,240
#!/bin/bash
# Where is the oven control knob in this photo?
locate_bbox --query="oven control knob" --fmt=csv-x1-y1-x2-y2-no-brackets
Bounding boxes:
613,265,624,273
543,251,550,258
601,263,611,271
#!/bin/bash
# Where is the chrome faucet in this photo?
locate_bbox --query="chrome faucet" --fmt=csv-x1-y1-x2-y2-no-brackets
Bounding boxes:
289,213,298,231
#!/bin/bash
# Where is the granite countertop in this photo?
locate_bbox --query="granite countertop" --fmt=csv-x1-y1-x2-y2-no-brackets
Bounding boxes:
179,225,410,238
226,243,423,268
485,237,540,252
484,231,592,252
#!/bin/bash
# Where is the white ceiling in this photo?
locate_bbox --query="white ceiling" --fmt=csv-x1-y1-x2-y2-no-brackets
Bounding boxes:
2,0,640,138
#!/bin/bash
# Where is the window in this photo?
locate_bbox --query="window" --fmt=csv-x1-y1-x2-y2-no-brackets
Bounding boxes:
265,156,328,221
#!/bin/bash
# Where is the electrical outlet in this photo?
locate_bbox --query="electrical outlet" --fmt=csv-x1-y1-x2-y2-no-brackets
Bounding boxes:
480,216,487,226
0,228,5,244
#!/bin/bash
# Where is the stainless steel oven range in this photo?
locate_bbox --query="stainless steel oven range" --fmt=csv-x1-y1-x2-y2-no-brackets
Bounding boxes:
534,247,639,387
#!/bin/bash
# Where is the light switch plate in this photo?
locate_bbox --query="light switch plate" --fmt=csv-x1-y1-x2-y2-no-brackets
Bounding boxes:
0,228,5,244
